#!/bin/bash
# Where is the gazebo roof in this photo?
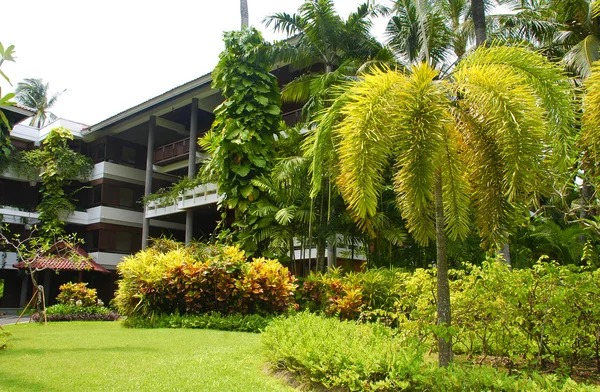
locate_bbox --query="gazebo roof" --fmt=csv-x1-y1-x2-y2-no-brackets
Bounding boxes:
13,245,110,273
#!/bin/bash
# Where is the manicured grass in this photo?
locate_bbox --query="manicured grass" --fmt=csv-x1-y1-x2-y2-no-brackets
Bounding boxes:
1,321,295,392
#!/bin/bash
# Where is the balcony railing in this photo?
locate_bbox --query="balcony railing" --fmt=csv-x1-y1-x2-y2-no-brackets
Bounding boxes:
154,137,190,165
145,183,221,218
283,109,302,127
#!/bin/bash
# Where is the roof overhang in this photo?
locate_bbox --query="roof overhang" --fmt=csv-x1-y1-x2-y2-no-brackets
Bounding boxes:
83,72,215,138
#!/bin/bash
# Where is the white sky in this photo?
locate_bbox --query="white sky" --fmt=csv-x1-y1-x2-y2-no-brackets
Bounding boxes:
1,0,390,126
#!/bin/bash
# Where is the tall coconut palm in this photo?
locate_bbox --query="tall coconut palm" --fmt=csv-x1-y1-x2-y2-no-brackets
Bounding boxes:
320,45,574,366
14,78,64,128
240,0,249,27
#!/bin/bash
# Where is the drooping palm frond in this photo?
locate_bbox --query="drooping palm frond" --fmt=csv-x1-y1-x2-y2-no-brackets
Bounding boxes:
453,56,551,248
562,34,600,78
581,61,600,182
334,65,456,245
458,45,576,172
302,87,351,198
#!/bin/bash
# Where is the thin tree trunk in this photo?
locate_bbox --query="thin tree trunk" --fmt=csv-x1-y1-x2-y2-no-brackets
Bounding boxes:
498,242,512,268
435,171,453,367
326,243,335,270
240,0,249,28
471,0,487,47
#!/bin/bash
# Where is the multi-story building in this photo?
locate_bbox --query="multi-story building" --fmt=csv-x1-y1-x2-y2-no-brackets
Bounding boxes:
0,66,364,309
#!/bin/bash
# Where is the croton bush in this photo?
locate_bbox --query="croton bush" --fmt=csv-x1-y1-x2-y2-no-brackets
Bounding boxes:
114,242,297,318
56,282,100,307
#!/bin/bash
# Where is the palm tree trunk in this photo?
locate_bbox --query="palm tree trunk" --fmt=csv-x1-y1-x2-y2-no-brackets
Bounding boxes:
435,171,453,367
240,0,249,28
471,0,487,47
499,242,512,267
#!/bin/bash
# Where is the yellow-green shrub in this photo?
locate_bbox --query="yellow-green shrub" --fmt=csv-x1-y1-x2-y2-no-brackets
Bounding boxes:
114,243,297,318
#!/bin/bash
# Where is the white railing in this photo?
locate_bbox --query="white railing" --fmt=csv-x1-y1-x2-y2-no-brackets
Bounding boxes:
145,183,222,218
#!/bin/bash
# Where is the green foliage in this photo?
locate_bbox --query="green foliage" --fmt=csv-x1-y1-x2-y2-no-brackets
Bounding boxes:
44,304,110,316
142,176,201,206
581,61,600,189
297,260,600,372
114,241,297,318
0,42,17,171
123,312,274,333
11,127,93,240
263,312,594,391
201,27,282,254
56,282,98,307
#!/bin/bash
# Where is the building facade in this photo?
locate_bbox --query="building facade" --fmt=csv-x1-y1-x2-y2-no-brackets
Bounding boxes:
0,66,363,308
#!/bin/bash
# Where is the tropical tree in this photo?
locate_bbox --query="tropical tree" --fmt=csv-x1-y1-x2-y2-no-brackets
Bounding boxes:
14,78,64,128
319,45,574,366
12,127,93,241
0,42,17,170
580,61,600,218
265,0,390,270
201,27,282,254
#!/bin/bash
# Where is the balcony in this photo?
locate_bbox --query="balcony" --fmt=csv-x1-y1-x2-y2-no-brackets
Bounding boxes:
145,183,221,218
283,109,302,127
154,137,190,165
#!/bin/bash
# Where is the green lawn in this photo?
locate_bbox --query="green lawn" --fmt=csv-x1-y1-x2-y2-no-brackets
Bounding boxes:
1,321,295,392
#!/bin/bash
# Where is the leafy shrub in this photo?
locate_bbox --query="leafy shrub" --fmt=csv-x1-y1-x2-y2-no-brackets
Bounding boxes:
297,259,600,372
56,282,98,307
0,330,11,350
114,243,297,318
32,304,120,322
123,312,273,333
263,313,595,391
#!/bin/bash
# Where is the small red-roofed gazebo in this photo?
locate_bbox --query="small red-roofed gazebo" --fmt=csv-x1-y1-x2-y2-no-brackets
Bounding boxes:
13,244,109,274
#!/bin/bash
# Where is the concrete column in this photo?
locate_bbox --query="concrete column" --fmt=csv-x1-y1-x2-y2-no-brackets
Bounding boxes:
19,273,29,308
142,115,156,249
185,98,199,245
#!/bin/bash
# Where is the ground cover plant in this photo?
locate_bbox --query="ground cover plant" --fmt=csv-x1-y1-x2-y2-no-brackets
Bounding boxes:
122,312,273,333
263,312,597,391
114,240,297,323
0,321,294,392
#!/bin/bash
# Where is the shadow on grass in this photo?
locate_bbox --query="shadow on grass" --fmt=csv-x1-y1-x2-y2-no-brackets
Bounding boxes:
11,346,155,356
0,370,57,392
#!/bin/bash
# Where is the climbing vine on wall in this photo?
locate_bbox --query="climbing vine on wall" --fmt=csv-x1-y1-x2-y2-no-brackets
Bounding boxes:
12,127,93,240
0,42,18,172
201,27,283,253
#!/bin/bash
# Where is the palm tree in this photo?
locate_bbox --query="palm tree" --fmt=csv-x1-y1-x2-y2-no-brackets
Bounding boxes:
265,0,390,271
320,45,574,366
240,0,249,27
14,78,64,128
581,61,600,211
472,0,488,46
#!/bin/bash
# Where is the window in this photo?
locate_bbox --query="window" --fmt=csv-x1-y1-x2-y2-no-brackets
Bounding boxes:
92,184,102,206
96,143,106,162
122,146,136,165
84,230,99,251
119,188,134,208
115,232,132,253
